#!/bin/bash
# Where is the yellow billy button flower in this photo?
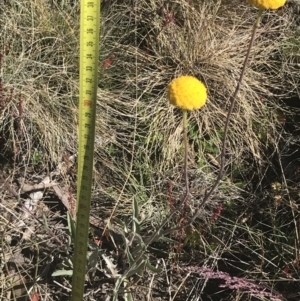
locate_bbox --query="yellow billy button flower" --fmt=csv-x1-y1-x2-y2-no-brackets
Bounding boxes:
247,0,286,10
167,75,207,111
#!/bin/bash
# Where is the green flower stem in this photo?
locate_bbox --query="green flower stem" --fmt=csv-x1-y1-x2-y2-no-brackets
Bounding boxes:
183,110,189,203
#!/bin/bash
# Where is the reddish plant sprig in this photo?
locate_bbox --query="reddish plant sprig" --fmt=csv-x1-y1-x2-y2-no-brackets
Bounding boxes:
209,204,223,223
102,54,115,69
186,266,282,300
161,10,175,30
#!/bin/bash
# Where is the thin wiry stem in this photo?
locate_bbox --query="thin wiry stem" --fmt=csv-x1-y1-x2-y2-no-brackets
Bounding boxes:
191,9,264,220
182,110,190,205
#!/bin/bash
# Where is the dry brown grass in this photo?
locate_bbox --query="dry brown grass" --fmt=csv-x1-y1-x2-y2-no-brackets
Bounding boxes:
1,0,300,300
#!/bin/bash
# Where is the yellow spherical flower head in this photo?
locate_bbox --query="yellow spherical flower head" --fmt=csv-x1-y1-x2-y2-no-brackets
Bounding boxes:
247,0,286,10
167,76,207,111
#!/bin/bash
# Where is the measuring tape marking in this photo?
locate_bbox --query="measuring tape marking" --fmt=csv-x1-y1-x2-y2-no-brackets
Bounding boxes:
71,1,100,300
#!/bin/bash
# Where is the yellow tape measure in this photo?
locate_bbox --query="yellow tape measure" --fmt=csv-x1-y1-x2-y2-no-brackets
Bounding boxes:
71,1,100,300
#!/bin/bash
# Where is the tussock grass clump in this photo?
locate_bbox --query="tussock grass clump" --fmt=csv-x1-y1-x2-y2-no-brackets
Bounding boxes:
1,0,300,300
1,1,80,165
